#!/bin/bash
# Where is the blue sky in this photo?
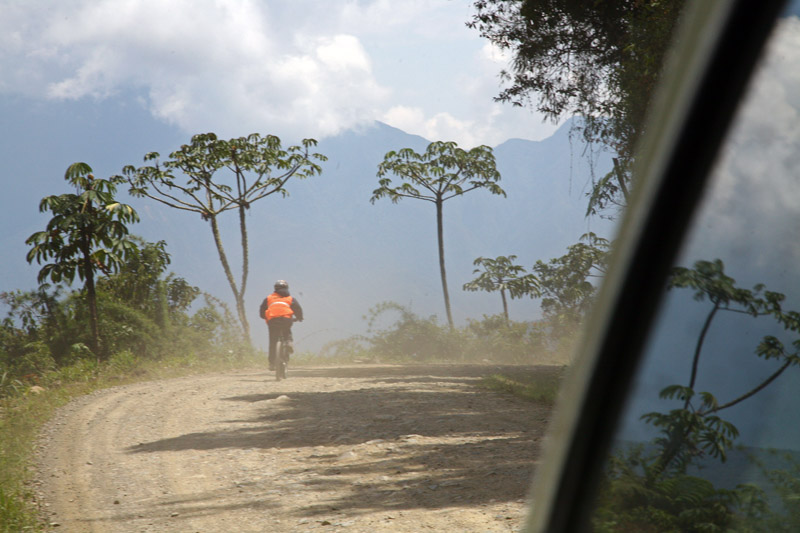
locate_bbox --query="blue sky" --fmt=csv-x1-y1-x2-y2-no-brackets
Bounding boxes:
0,0,558,148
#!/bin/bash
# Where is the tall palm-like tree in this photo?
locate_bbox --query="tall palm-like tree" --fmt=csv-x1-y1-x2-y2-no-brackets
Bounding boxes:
26,162,139,357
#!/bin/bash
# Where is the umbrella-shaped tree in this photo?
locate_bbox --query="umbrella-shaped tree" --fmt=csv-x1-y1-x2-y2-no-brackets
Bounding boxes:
122,132,325,342
463,255,539,324
372,141,506,328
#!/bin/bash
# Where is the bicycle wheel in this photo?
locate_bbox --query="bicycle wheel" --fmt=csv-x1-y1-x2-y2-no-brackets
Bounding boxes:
275,340,287,381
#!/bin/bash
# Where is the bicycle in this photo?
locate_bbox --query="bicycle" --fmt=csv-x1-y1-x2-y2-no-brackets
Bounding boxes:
274,318,298,381
275,333,289,381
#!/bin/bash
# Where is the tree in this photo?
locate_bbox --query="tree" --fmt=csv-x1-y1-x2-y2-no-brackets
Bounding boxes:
469,0,685,218
463,255,539,324
96,237,200,328
590,259,800,530
644,259,800,478
122,132,326,342
26,163,139,357
532,232,610,330
371,141,506,328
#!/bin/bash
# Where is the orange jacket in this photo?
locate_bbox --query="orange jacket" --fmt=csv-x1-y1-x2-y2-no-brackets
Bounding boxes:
264,293,295,322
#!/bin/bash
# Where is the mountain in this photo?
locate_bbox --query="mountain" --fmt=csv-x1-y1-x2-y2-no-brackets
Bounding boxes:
1,99,614,352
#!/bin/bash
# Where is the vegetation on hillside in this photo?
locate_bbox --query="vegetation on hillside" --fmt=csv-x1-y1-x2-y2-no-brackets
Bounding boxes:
3,182,260,531
25,163,140,358
318,301,576,366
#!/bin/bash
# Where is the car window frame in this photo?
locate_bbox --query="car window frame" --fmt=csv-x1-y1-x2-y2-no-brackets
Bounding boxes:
523,1,790,531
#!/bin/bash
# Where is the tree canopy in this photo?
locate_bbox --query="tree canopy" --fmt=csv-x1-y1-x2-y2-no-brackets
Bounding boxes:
122,132,326,341
469,0,685,217
463,255,538,323
593,260,800,530
532,232,610,330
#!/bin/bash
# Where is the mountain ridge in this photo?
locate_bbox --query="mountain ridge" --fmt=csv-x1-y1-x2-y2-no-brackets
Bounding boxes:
1,102,613,352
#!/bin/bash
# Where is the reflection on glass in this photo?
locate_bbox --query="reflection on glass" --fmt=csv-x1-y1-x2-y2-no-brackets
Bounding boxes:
589,10,800,531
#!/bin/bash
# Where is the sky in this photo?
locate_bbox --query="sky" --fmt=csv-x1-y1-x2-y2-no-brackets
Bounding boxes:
0,0,558,148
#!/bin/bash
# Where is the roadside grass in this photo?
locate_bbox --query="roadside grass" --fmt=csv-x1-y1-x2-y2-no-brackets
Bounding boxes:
0,349,268,532
480,368,567,405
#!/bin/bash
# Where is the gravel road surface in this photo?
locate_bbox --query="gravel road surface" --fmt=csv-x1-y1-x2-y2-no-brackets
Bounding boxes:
34,364,555,532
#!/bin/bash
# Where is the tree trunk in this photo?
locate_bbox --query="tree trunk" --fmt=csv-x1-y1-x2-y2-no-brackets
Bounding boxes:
685,303,719,409
81,234,101,358
209,215,248,341
500,289,509,325
436,199,454,328
237,203,251,341
613,157,630,202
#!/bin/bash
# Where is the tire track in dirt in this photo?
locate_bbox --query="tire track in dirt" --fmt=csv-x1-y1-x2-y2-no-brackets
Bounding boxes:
34,364,556,532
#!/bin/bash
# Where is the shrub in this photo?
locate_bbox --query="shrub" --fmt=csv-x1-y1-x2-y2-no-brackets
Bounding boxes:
363,302,463,361
350,304,570,364
108,350,140,374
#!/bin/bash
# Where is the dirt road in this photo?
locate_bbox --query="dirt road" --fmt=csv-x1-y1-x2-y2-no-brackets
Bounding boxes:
34,364,556,532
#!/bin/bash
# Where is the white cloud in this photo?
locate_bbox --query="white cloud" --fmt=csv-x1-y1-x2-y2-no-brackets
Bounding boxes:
382,106,480,145
381,103,554,148
480,41,510,64
0,0,559,145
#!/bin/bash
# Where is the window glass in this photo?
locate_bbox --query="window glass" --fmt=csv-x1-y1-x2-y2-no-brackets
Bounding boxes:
589,5,800,530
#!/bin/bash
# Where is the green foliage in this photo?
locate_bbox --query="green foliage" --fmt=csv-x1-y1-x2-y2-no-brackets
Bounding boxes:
0,370,24,398
0,391,62,533
318,336,372,362
643,403,740,476
336,303,568,364
469,0,686,217
107,350,140,375
0,484,37,533
745,452,800,531
26,163,139,284
122,132,326,341
373,142,504,204
26,163,140,356
97,238,168,311
1,286,79,367
593,446,746,532
592,259,800,529
372,141,506,328
464,314,553,363
1,239,246,396
532,232,610,332
94,293,160,358
16,341,56,377
362,302,463,361
463,255,539,322
50,356,100,384
645,260,800,476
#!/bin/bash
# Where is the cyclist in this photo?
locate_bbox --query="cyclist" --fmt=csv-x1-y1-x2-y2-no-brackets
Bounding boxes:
259,280,303,371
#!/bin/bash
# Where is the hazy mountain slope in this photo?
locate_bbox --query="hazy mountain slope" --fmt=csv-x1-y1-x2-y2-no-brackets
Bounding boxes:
2,100,613,352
